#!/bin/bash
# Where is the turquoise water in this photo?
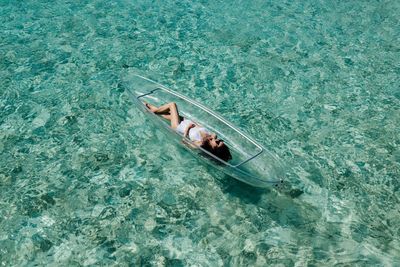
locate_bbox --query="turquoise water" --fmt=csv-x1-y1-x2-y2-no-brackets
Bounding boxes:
1,0,399,265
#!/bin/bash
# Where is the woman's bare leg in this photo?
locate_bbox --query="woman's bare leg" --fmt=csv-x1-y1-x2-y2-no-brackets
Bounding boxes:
158,102,180,129
145,102,172,120
145,102,180,129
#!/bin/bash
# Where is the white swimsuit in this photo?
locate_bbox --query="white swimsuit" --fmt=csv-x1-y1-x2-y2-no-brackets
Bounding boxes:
176,119,210,142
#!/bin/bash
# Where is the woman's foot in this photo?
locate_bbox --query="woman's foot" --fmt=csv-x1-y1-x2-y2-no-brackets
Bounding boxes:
144,102,158,112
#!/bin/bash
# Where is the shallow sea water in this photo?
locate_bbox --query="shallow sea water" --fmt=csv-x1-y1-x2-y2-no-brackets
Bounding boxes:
1,0,399,265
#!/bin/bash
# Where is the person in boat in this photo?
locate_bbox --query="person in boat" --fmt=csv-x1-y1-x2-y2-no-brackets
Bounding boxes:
145,102,232,162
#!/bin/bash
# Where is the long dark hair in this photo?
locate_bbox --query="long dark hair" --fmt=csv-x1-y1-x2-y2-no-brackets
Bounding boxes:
201,141,232,162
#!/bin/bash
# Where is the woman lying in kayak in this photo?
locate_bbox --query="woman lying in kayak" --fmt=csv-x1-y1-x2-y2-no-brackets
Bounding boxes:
145,102,232,162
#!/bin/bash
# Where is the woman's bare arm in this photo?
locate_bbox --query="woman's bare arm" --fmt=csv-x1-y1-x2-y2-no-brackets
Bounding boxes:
183,123,195,138
182,139,202,148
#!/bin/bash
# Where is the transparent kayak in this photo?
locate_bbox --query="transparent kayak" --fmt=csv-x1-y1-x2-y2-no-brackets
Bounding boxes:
124,73,285,188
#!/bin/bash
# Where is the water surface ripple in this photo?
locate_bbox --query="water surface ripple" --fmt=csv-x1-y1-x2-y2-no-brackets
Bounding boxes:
1,0,399,265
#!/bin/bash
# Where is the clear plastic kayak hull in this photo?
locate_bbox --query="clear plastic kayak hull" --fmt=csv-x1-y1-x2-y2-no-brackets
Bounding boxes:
123,73,285,188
